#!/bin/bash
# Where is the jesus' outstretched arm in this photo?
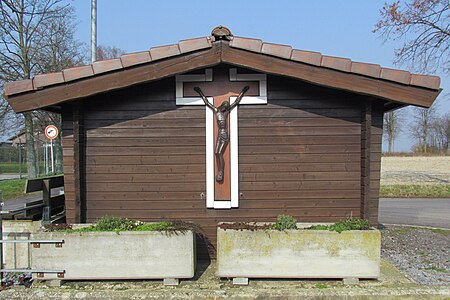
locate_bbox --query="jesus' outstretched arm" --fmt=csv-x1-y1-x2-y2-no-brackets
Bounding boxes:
194,87,217,112
229,86,250,110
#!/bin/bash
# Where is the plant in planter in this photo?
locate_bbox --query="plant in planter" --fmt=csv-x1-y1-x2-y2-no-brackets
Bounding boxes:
217,215,380,284
31,216,196,285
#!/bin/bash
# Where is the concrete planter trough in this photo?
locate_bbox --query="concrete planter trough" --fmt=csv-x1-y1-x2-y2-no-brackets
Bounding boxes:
217,224,381,284
31,229,196,285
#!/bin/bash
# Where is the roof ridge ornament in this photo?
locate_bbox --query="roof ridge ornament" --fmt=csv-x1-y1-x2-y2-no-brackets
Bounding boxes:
211,26,233,41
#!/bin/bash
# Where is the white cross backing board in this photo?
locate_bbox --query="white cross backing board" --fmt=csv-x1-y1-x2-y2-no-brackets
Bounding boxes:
176,68,267,209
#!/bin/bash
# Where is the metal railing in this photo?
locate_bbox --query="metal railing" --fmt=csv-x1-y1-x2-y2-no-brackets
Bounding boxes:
0,185,66,282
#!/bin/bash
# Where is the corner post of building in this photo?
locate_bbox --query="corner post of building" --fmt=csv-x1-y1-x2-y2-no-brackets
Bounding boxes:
73,102,86,223
361,99,372,222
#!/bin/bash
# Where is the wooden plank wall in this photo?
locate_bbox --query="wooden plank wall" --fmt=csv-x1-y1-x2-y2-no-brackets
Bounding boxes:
61,70,377,259
238,76,362,223
61,105,76,222
370,102,383,225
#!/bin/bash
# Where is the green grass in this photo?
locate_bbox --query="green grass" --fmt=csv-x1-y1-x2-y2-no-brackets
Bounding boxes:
0,162,48,174
392,227,413,235
430,228,450,236
419,251,428,257
47,216,193,233
65,221,179,233
271,214,298,230
422,266,448,273
307,218,370,233
0,179,26,200
315,284,328,289
380,184,450,198
0,162,26,174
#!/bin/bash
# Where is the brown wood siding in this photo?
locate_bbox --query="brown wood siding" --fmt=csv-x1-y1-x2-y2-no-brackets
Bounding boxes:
369,102,384,225
62,70,370,259
61,105,75,222
238,76,362,231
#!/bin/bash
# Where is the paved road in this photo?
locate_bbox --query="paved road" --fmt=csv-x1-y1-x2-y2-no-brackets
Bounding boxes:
0,174,25,181
1,188,64,212
1,193,42,212
379,198,450,229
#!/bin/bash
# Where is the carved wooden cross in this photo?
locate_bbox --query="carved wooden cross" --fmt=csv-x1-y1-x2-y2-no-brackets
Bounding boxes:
176,66,267,209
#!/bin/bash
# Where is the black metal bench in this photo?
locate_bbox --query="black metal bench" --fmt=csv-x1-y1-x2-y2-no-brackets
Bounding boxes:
23,175,65,223
0,175,65,223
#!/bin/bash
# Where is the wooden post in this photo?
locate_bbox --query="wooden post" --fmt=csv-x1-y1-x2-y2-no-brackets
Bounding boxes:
73,103,86,223
361,100,372,220
42,179,51,224
18,142,22,179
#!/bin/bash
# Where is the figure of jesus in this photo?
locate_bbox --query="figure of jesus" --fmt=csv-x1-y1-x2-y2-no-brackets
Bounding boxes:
194,86,250,182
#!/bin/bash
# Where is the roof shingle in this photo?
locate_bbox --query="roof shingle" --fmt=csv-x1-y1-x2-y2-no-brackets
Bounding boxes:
261,43,292,59
150,44,181,61
178,37,212,54
63,65,94,82
350,62,381,78
380,68,411,85
410,74,440,90
4,79,33,96
92,58,123,75
321,56,352,72
120,51,152,68
290,49,322,66
229,37,263,53
33,72,64,89
3,27,441,98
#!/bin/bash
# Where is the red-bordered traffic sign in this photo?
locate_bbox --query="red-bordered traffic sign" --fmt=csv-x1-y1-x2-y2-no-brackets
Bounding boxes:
45,125,59,139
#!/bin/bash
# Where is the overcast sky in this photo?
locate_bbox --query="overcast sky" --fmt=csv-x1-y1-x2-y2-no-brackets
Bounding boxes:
67,1,449,151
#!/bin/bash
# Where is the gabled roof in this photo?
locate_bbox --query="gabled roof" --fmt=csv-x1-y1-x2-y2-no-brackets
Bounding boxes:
4,26,441,113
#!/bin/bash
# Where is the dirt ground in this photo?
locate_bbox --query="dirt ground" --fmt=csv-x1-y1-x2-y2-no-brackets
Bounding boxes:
381,156,450,185
381,225,449,285
2,259,449,300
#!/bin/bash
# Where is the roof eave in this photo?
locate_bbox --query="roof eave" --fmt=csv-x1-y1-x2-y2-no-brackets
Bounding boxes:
221,44,440,108
5,41,441,113
7,44,222,113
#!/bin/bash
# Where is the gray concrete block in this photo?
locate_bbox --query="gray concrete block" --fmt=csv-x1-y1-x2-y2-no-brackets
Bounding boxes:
31,229,196,280
343,277,360,285
46,280,65,287
233,277,249,285
163,278,179,286
217,226,381,279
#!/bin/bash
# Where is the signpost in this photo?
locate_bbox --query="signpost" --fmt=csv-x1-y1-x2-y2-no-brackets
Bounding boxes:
44,125,58,174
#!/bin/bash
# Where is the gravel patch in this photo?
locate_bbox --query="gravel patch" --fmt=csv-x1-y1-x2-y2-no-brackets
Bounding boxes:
381,225,449,285
381,157,450,185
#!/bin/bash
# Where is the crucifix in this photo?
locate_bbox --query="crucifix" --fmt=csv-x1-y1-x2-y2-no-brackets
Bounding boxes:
194,85,249,183
176,67,267,209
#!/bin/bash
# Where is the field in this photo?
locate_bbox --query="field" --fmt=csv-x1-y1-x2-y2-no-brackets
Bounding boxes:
381,156,450,185
0,178,26,200
380,156,450,197
0,162,26,174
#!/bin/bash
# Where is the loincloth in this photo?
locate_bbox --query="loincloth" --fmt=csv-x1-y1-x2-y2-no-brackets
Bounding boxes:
217,129,229,143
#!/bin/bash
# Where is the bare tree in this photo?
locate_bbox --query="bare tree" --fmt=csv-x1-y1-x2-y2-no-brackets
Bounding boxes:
96,45,125,61
409,105,438,153
429,113,450,153
383,109,404,153
374,0,450,74
0,0,84,177
32,4,85,174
